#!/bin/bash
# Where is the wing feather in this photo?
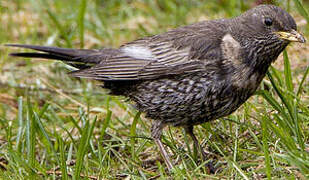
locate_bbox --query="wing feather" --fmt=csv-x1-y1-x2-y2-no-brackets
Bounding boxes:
72,21,225,80
71,40,207,80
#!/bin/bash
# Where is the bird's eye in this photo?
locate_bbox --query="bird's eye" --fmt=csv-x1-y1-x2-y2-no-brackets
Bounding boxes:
264,17,273,26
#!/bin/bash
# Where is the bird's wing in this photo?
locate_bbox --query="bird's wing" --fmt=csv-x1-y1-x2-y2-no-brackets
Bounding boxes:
7,21,224,81
70,41,204,80
71,28,222,81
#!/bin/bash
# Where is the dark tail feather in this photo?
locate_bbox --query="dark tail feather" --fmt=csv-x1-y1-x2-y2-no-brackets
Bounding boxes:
5,44,118,69
9,52,74,61
6,44,97,62
6,44,96,56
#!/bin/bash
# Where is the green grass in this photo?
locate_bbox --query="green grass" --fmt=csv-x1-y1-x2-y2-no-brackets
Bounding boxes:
0,0,308,179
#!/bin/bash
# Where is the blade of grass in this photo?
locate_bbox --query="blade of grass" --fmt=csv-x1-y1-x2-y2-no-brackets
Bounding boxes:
59,136,68,180
283,50,293,92
233,124,239,162
101,96,111,138
78,0,87,48
268,120,298,151
267,71,294,124
26,97,36,177
130,111,141,161
16,96,24,153
46,9,72,48
261,116,272,180
101,110,111,138
275,152,309,175
7,148,33,173
68,116,83,134
247,127,263,150
282,52,304,150
67,143,74,163
267,66,305,151
297,66,309,96
269,66,284,87
212,142,249,180
33,106,60,164
292,0,309,23
74,117,96,180
256,90,291,126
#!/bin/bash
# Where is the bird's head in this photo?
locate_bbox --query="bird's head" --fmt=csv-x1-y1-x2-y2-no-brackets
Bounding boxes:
237,5,305,44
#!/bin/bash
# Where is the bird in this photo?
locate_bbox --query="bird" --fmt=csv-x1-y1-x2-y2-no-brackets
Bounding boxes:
6,4,305,171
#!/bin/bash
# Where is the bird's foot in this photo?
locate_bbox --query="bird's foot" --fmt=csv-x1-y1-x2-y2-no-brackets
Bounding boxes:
154,139,174,171
151,121,174,171
196,146,216,174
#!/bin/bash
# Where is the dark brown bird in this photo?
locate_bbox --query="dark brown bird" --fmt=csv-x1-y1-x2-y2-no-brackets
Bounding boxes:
6,5,305,171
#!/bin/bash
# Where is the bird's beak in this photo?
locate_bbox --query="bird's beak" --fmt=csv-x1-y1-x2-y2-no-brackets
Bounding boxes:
275,29,306,43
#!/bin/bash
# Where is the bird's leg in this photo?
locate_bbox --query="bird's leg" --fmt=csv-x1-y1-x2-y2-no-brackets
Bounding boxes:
184,126,207,160
151,121,173,171
184,126,215,173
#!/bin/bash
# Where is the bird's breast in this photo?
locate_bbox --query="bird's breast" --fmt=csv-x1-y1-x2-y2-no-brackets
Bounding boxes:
129,69,264,127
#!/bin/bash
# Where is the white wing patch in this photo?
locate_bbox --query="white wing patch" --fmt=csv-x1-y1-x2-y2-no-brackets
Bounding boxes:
121,45,155,60
221,33,242,65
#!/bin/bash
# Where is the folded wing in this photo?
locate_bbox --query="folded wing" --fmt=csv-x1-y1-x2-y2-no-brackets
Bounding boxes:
71,39,206,80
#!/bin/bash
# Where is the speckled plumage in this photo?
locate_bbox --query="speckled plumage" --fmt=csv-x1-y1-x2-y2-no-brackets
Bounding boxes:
7,4,305,171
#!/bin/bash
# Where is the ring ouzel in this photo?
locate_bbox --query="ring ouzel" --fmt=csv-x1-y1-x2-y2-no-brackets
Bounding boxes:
7,4,306,171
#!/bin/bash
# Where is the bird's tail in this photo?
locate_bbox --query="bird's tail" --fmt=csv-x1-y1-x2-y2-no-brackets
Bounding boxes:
6,44,118,70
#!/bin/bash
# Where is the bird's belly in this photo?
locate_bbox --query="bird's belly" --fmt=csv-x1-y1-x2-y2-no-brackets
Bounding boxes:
130,73,257,127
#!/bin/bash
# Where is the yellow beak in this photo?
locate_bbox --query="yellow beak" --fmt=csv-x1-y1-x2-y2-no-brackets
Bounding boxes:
275,30,306,43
